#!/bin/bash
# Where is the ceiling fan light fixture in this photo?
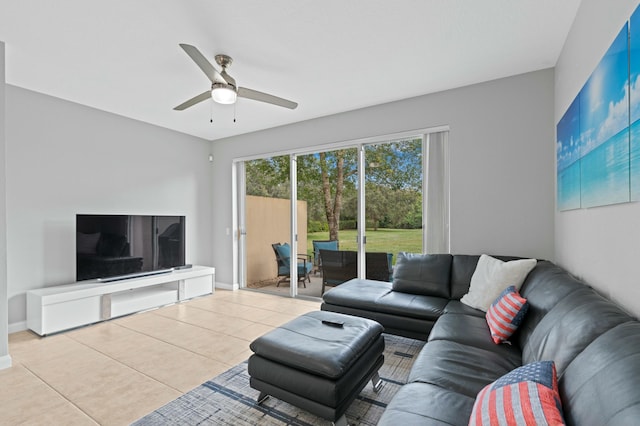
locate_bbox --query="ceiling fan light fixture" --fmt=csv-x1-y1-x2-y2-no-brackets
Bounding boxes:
211,83,237,104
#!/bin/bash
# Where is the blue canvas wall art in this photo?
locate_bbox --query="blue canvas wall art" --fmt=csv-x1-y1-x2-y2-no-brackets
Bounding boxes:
557,18,633,211
579,23,630,208
557,97,581,210
630,6,640,201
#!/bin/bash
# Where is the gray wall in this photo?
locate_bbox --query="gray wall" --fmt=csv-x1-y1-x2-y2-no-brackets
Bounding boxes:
3,64,557,331
211,69,556,287
555,0,640,318
0,41,10,368
5,86,213,329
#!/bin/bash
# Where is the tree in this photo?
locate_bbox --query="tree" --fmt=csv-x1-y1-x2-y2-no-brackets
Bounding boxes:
244,152,358,240
244,138,422,239
244,156,291,199
318,150,357,240
364,140,422,229
364,140,422,191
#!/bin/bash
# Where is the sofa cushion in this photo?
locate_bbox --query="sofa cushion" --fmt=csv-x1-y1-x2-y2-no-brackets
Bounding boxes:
460,254,536,311
322,278,391,308
485,286,529,344
513,261,586,349
521,285,632,375
408,340,521,398
428,313,522,357
469,361,564,426
323,278,447,321
443,300,485,317
450,255,481,299
377,382,475,426
375,291,448,321
560,322,640,425
391,253,452,298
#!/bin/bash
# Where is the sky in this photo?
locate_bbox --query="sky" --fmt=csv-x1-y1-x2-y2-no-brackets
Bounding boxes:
631,5,640,123
579,22,629,158
556,96,580,171
557,22,630,171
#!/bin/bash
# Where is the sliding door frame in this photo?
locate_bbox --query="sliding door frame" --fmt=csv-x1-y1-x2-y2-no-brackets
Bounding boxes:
232,125,449,291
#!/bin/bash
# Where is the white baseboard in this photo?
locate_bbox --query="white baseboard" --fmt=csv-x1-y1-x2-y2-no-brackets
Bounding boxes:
0,354,12,370
215,281,239,291
8,321,27,334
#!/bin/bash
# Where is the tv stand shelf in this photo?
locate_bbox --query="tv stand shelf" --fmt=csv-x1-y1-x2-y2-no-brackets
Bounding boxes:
27,265,215,336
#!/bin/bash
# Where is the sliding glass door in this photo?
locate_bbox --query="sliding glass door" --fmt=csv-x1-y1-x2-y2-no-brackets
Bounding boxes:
235,129,448,298
363,138,423,280
297,148,359,297
241,155,297,296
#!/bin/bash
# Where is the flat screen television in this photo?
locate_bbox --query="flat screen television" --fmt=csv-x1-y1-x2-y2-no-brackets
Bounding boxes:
76,214,186,282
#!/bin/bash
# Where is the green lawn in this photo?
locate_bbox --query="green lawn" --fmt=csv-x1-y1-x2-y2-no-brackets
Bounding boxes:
307,228,422,264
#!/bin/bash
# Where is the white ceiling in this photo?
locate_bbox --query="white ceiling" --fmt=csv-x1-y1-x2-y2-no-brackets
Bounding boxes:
0,1,581,141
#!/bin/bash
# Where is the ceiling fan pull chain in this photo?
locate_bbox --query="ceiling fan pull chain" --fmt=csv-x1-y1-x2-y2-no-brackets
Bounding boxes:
233,102,237,123
210,99,214,123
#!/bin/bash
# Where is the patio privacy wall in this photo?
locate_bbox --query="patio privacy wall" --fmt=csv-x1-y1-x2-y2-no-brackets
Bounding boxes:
246,195,307,285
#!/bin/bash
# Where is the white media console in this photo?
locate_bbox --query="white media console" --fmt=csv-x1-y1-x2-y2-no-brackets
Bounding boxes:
27,265,215,336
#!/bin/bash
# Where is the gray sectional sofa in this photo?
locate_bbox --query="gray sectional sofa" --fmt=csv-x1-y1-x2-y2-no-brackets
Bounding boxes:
321,254,640,425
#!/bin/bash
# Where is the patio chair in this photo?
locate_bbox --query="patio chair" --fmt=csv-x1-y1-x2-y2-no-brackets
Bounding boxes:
272,243,312,287
365,252,393,282
320,250,394,294
319,249,358,294
312,239,339,275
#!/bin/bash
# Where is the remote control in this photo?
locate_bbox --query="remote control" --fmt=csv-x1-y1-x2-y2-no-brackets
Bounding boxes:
322,320,345,328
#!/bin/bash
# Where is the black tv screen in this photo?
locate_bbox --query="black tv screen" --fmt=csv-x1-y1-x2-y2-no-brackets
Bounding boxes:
76,214,186,281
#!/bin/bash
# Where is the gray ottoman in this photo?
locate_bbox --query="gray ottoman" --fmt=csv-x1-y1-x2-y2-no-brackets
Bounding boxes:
248,311,385,426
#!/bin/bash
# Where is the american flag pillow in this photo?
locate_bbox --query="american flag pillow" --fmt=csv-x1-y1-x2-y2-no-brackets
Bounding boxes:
469,361,565,426
486,285,528,344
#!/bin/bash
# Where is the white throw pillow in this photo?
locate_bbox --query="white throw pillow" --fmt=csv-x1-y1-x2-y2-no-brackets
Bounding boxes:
460,254,537,312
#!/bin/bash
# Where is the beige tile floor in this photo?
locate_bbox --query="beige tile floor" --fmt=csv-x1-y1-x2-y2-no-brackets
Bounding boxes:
0,289,320,425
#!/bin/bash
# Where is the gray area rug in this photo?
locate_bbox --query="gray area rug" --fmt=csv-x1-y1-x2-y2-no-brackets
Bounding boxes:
133,334,425,425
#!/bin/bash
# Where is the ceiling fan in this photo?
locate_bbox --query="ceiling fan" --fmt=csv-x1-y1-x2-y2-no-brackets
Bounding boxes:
174,44,298,111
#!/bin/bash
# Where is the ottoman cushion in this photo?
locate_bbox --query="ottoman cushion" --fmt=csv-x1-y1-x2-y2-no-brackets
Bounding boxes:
249,335,384,408
250,310,384,379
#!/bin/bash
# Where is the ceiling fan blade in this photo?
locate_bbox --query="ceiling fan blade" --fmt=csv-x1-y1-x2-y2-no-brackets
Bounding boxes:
238,87,298,109
179,44,227,84
173,90,211,111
